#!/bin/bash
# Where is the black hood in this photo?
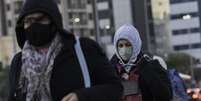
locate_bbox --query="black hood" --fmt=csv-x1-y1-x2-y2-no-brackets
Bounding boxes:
16,0,63,49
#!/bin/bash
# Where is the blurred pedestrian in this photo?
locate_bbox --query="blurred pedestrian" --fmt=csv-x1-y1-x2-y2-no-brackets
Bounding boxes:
153,55,189,101
8,0,123,101
168,69,189,101
110,24,172,101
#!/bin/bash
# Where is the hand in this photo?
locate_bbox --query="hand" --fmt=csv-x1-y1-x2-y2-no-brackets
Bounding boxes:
61,93,79,101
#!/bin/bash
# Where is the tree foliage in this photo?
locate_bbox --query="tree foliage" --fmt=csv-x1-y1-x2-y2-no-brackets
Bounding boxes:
166,52,199,74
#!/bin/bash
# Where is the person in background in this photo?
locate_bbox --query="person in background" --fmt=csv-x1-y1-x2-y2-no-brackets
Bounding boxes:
153,55,190,101
110,24,172,101
8,0,123,101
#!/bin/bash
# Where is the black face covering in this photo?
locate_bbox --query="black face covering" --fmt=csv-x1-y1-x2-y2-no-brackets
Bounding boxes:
25,23,56,47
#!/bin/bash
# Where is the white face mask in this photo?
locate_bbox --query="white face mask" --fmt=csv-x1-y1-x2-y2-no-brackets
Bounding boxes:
118,47,132,61
117,39,133,61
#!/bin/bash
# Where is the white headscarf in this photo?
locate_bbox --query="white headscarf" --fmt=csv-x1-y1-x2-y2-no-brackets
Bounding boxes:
153,55,168,70
114,24,142,65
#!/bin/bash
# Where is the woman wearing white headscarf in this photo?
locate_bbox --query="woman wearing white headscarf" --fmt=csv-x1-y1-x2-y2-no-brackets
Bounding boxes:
110,24,172,101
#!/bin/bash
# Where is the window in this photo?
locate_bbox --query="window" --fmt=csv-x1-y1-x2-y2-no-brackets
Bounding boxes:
180,29,188,34
67,0,73,8
69,13,73,19
192,43,201,49
172,28,200,35
172,29,187,35
80,0,86,8
68,0,86,9
80,28,85,35
87,0,91,4
172,30,179,35
174,43,201,51
90,29,94,36
89,13,93,20
79,12,87,25
174,45,189,50
170,0,196,4
190,28,200,33
99,10,111,19
171,12,198,20
6,4,10,11
14,1,23,14
8,20,12,27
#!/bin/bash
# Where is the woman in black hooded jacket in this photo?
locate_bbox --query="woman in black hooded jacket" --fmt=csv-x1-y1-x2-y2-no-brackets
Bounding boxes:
8,0,123,101
110,24,172,101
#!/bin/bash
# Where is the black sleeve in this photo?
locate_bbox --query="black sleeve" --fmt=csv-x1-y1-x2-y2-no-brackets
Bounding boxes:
75,38,123,101
110,55,121,75
110,55,118,65
8,52,22,101
139,60,173,101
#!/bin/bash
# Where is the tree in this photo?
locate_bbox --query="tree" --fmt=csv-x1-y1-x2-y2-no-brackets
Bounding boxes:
166,52,199,74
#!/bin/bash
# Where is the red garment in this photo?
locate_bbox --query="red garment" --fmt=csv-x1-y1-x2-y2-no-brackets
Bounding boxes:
117,64,142,101
122,95,142,101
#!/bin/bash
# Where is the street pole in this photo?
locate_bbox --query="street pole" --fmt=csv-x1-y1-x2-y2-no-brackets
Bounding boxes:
10,0,17,54
188,29,194,81
143,0,151,53
72,18,75,34
183,14,195,81
61,0,68,30
92,0,101,44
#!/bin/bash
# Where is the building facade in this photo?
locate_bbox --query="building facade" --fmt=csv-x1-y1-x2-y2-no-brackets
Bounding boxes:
0,0,115,64
169,0,201,66
112,0,157,53
60,0,114,40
